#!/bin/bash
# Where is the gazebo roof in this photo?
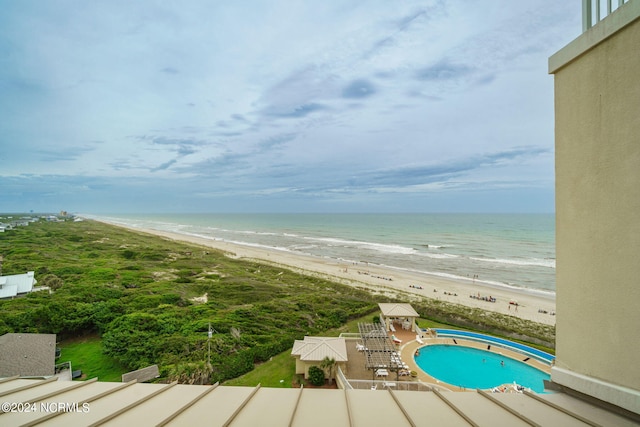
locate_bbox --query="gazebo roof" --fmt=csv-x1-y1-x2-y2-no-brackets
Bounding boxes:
378,303,419,318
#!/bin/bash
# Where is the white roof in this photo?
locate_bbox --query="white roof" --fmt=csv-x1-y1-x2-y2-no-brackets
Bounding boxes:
378,303,420,317
291,337,348,362
0,271,36,298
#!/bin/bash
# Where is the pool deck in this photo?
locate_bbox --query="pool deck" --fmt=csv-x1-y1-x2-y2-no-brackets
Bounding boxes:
344,326,552,393
399,335,552,392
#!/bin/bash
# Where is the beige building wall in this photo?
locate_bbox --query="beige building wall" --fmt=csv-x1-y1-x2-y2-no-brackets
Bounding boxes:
549,1,640,414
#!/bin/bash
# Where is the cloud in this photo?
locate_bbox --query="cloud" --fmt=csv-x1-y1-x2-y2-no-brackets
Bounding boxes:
262,103,328,119
342,79,377,99
151,159,177,172
416,60,474,81
0,1,579,213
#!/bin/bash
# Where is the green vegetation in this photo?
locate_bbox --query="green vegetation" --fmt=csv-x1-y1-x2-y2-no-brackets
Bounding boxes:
0,218,377,383
0,217,555,385
58,335,128,382
223,350,296,387
307,366,325,386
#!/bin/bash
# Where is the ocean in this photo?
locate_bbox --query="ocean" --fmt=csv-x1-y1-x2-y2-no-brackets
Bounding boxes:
87,213,555,296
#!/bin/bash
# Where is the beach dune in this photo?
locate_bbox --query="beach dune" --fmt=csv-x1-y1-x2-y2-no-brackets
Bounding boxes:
105,222,556,326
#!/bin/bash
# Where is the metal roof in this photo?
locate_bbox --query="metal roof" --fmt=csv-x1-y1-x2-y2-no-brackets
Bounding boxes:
0,377,637,427
0,272,36,299
291,337,348,362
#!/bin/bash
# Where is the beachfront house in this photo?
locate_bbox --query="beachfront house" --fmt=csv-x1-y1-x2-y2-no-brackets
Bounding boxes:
291,336,348,380
0,271,37,299
0,333,57,377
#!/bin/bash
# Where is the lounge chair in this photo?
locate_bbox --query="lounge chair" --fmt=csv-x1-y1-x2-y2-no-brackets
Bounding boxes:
415,334,424,344
376,369,389,377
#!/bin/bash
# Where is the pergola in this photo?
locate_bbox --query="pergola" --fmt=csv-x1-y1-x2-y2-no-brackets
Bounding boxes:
357,322,403,380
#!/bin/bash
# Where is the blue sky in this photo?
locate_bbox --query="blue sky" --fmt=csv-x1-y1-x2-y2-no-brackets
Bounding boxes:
0,1,580,214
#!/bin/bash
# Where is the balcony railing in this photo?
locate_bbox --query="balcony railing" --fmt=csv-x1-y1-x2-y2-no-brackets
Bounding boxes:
583,0,630,31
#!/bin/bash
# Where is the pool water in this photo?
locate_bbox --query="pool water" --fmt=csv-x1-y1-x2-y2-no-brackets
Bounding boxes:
414,345,550,392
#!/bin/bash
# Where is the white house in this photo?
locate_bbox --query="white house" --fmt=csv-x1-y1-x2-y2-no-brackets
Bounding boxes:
291,336,348,379
0,271,37,299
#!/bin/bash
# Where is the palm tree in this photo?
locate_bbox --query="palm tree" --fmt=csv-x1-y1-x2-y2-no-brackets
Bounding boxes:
320,356,336,386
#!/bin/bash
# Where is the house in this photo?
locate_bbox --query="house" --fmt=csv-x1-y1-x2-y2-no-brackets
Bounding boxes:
0,333,57,377
291,336,348,379
0,271,37,299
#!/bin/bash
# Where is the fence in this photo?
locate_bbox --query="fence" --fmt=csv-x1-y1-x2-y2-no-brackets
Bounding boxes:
583,0,630,31
347,379,438,392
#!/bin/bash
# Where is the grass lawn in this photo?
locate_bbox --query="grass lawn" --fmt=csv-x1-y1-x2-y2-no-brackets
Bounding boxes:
58,335,129,382
223,350,297,388
223,313,377,388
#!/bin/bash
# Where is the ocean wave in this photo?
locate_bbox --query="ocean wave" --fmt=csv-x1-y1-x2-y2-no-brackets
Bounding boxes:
417,252,459,259
470,257,556,268
224,239,294,253
418,244,445,249
304,236,417,255
363,263,554,297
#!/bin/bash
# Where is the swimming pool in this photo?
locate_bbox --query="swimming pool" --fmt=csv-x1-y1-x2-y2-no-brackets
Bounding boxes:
414,345,550,392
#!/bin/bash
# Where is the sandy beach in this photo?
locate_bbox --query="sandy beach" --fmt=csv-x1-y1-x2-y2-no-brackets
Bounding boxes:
106,222,556,326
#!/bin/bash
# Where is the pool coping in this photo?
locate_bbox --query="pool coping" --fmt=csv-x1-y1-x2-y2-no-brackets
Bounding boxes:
399,336,553,392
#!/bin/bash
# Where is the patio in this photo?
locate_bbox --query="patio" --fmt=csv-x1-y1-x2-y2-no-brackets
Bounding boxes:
342,322,425,387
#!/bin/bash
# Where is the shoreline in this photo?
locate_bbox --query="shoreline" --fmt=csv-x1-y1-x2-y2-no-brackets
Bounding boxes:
99,220,556,326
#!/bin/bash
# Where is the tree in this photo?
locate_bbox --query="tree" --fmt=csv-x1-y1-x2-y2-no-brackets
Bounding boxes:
308,365,325,386
320,356,336,386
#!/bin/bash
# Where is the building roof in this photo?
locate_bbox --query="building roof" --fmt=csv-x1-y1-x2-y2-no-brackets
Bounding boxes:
0,333,56,377
0,272,37,299
291,337,348,362
378,303,419,318
0,378,636,427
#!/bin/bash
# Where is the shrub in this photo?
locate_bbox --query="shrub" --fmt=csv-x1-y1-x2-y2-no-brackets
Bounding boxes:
40,274,64,290
122,249,137,260
308,365,325,386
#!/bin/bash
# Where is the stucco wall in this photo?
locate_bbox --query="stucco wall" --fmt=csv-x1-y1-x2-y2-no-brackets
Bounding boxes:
552,5,640,409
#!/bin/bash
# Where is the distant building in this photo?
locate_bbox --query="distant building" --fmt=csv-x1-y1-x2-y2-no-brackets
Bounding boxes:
0,333,57,377
0,271,37,299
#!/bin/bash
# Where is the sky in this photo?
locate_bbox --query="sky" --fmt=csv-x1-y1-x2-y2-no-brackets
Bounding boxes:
0,1,581,214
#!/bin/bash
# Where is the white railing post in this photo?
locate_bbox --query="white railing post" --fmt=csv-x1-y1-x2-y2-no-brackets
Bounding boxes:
583,0,629,33
583,0,593,32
